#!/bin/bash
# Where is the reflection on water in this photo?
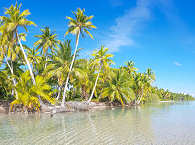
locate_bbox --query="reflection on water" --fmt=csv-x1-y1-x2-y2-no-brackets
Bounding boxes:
1,102,195,145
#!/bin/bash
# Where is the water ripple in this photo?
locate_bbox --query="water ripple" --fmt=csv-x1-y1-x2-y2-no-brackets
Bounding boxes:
1,102,195,145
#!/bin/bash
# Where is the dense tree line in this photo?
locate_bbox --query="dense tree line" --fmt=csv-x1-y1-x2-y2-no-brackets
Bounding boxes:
0,3,193,111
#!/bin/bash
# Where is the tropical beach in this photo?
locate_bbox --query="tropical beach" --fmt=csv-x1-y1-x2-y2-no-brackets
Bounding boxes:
0,0,195,145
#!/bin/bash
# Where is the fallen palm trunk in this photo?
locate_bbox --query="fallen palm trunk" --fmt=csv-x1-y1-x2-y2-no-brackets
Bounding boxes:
2,101,123,114
47,101,91,114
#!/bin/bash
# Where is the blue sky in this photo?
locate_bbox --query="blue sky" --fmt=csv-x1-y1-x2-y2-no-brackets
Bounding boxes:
0,0,195,96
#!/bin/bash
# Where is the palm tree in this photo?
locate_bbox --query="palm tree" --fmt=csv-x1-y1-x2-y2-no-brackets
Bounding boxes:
0,2,36,85
72,59,92,100
0,32,21,98
10,71,55,112
51,40,72,100
62,8,96,106
124,60,138,79
26,47,42,74
133,72,145,104
133,68,155,105
145,68,155,83
87,45,113,102
100,69,135,105
34,27,58,54
34,27,59,68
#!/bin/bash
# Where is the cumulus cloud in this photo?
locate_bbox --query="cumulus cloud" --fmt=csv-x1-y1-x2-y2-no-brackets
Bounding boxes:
104,0,152,52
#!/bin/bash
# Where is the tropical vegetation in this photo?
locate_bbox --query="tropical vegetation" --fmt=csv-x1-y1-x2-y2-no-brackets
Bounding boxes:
0,3,194,112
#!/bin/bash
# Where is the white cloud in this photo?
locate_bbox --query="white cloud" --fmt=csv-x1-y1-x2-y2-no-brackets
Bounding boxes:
173,61,182,67
104,0,152,52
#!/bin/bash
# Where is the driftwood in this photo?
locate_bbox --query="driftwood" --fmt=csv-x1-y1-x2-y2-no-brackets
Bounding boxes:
47,101,110,116
0,100,108,115
48,101,94,115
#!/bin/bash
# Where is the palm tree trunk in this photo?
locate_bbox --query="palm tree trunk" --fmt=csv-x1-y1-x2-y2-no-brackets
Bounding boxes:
44,52,48,69
17,33,36,85
17,33,44,106
4,55,18,99
56,86,61,100
88,65,101,103
61,31,80,107
137,88,143,105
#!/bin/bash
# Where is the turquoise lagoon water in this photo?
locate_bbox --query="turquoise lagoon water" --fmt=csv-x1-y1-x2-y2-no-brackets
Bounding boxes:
0,102,195,145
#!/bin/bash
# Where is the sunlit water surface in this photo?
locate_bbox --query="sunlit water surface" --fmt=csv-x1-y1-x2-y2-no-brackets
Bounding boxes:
1,102,195,145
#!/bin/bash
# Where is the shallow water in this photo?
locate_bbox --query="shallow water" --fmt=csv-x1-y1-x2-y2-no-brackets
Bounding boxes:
1,102,195,145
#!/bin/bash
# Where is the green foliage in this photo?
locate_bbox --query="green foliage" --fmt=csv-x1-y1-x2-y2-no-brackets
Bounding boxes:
65,8,96,38
34,27,59,55
10,71,55,111
0,3,193,112
101,69,135,105
145,94,160,103
155,88,195,101
0,71,13,100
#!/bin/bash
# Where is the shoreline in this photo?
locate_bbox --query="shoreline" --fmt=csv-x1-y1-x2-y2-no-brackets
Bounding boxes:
0,100,192,114
160,100,175,103
0,101,122,114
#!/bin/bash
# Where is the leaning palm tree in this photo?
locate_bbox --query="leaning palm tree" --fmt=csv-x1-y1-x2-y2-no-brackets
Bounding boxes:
0,2,36,85
133,68,155,105
87,46,113,103
0,31,22,98
62,8,96,106
0,34,15,90
133,73,145,104
139,68,155,103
